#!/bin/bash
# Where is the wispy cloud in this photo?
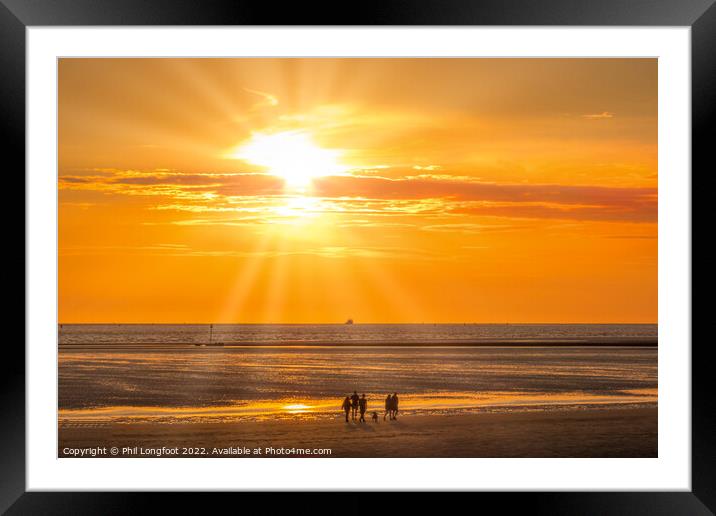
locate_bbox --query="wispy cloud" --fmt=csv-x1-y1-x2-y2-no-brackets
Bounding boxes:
244,88,279,109
583,111,615,119
604,235,657,239
450,202,656,223
60,242,441,261
421,223,525,234
59,168,656,223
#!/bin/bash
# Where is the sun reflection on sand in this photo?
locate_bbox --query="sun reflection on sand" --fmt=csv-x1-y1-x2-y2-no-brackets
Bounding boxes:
58,389,658,426
282,403,313,414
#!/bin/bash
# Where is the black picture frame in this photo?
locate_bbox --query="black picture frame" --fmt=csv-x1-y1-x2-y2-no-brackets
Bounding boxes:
3,0,709,513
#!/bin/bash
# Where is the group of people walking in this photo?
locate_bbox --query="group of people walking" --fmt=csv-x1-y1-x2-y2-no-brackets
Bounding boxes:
341,391,399,423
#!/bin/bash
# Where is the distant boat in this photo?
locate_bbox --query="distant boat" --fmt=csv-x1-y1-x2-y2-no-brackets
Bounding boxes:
345,318,354,325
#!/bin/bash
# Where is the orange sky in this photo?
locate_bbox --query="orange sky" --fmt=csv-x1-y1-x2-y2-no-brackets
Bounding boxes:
58,58,657,323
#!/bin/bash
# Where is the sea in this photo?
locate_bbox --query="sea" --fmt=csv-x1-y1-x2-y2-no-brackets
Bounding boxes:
58,324,657,425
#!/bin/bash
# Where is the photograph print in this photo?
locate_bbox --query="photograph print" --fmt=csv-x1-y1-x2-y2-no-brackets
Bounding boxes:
58,58,657,458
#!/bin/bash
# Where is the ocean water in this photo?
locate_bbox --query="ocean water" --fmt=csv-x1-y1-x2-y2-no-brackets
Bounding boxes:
58,324,657,424
59,323,657,346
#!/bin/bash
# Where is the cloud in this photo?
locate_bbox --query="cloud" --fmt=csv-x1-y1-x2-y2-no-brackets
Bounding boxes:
583,111,615,119
59,168,657,223
335,220,416,229
59,243,191,256
59,201,95,209
313,175,655,206
604,235,657,239
421,223,525,234
421,223,491,234
244,88,279,109
59,171,285,198
164,217,265,227
450,202,656,223
60,242,440,261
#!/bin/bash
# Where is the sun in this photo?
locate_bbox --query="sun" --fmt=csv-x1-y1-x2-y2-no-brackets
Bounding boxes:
230,130,346,188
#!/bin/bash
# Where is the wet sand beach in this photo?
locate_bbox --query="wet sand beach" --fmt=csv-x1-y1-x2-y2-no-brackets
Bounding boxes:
58,326,658,458
59,406,657,458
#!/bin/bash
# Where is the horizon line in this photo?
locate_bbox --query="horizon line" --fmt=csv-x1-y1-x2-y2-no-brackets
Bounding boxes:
58,321,658,325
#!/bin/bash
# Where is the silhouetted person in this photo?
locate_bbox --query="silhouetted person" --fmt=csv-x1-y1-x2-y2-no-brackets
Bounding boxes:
342,396,351,422
359,393,367,423
391,393,399,420
351,391,360,421
371,411,378,423
384,394,392,421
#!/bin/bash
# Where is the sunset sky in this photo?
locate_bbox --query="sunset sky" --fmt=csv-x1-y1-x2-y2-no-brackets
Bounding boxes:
59,58,657,323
